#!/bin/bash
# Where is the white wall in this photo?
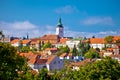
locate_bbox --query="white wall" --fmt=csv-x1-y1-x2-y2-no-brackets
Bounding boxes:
66,40,80,49
90,44,104,50
11,42,19,47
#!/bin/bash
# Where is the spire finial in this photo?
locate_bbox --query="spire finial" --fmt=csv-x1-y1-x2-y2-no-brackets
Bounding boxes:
57,17,63,28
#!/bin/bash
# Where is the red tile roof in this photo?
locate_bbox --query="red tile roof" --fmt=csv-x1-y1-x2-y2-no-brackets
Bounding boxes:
22,39,31,44
90,38,105,44
45,48,58,51
70,59,95,67
113,36,120,41
40,34,59,40
60,38,68,43
35,59,47,64
60,53,67,57
46,55,57,64
10,39,20,44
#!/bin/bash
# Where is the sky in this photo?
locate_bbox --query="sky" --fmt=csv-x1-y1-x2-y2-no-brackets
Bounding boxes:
0,0,120,38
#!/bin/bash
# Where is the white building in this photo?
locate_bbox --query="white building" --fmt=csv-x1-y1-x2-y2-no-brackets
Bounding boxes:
27,54,64,71
89,38,105,50
66,40,80,49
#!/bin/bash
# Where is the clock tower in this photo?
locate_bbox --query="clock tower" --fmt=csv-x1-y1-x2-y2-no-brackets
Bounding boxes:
56,18,64,38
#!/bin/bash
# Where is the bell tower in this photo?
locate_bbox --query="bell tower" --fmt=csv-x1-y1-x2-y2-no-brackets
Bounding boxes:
56,18,64,38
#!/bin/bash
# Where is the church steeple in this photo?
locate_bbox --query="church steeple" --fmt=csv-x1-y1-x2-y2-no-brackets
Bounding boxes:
57,17,63,28
56,17,64,38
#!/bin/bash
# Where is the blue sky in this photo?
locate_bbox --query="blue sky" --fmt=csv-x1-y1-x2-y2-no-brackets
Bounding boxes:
0,0,120,38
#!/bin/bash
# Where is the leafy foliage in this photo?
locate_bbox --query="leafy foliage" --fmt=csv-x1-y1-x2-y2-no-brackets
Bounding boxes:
104,36,113,44
21,46,30,52
0,42,27,79
84,48,100,58
78,42,90,56
41,41,51,50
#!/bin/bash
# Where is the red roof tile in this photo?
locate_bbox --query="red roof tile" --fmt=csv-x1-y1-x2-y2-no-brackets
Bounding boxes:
46,55,57,64
10,39,20,44
90,38,105,44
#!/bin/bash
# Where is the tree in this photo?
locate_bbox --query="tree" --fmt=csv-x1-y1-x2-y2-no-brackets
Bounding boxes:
78,42,90,56
104,36,113,47
59,45,70,53
0,31,5,42
79,57,120,80
72,45,77,56
84,48,100,58
116,39,120,46
0,42,27,79
41,41,51,50
18,40,23,52
37,68,51,80
21,46,30,52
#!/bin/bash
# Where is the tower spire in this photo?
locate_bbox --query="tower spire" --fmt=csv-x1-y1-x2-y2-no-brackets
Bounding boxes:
57,17,63,28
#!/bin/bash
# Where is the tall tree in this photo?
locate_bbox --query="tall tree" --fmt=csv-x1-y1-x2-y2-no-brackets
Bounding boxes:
84,48,100,58
0,42,27,79
78,57,120,80
41,41,51,50
104,36,113,47
72,45,77,56
78,42,90,56
116,39,120,46
0,31,5,42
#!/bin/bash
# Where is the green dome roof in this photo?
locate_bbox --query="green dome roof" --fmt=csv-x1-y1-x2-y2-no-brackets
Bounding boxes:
57,18,63,28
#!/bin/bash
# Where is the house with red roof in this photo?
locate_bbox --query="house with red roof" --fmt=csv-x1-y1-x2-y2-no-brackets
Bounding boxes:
10,39,20,47
19,52,64,71
44,47,58,55
89,38,105,50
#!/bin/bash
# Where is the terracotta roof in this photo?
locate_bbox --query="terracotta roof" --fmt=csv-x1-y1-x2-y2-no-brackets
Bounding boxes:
45,48,58,51
40,34,59,40
22,39,31,44
106,48,113,51
19,52,38,64
10,39,20,44
60,53,67,57
30,41,38,45
110,54,120,58
46,55,57,64
113,36,120,41
69,59,95,67
60,38,68,43
35,59,47,64
90,38,105,44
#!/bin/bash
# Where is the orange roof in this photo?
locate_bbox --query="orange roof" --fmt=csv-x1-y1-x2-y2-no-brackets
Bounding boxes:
22,39,31,44
90,38,105,44
35,59,47,64
113,36,120,41
60,38,68,43
30,41,38,45
106,48,113,51
19,52,38,64
110,54,120,58
60,53,67,57
45,48,58,51
70,59,95,67
40,34,59,40
46,55,57,64
10,39,20,44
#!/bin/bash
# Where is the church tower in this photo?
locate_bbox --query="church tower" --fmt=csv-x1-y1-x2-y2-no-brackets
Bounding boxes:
56,18,64,38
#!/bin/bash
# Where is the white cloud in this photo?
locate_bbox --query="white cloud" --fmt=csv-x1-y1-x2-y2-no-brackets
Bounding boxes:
64,30,119,38
0,21,119,38
81,16,114,25
0,21,55,38
54,5,79,14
